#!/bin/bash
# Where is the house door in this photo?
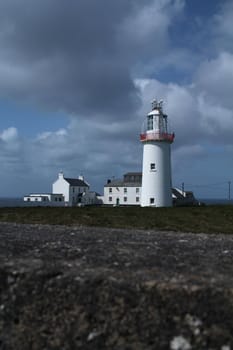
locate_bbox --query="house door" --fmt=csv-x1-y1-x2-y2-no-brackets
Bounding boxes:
116,198,120,206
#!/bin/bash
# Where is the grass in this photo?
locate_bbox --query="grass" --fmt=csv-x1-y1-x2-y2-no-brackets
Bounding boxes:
0,205,233,234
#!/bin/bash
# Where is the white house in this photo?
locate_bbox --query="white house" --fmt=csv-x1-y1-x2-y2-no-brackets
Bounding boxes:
52,172,89,206
104,173,142,206
24,172,102,206
104,172,198,206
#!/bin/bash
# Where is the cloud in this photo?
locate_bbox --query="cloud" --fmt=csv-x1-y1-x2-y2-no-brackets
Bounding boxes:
0,127,18,142
0,0,136,118
198,95,233,142
0,0,186,121
195,52,233,110
0,127,26,177
173,144,206,161
0,127,21,155
37,128,67,141
118,0,184,55
213,0,233,47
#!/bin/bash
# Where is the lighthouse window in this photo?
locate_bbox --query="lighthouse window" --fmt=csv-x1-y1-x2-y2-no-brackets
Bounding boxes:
150,163,156,171
147,115,153,130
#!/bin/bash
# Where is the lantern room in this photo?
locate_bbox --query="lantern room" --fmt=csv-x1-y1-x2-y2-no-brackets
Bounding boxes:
140,100,174,143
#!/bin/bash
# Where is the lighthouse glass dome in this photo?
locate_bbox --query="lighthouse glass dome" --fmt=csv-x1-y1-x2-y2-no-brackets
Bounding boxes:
140,100,174,143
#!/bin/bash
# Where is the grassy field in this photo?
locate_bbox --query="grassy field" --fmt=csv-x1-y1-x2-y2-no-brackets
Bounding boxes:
0,205,233,234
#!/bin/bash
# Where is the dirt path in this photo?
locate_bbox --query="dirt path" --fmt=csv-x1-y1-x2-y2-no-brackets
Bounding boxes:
1,222,233,349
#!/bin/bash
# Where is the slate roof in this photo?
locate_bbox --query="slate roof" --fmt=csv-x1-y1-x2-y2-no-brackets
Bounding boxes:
64,178,89,187
105,172,142,187
124,172,142,176
104,179,141,187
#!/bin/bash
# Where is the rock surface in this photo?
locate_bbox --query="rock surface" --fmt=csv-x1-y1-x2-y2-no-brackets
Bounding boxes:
1,222,233,349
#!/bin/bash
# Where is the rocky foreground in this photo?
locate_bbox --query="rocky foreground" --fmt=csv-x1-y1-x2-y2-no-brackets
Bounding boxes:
1,222,233,349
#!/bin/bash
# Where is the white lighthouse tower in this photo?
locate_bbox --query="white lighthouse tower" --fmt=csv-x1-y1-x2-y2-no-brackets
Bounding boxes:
140,99,175,207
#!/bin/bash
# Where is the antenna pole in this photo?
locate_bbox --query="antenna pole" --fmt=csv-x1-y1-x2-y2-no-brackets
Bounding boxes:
182,182,184,196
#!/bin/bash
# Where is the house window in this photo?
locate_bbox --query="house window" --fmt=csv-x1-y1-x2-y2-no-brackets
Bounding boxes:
136,197,139,202
109,188,112,193
109,196,112,202
150,163,156,171
124,188,127,193
150,198,155,204
73,187,75,193
124,197,127,202
27,198,30,201
136,188,139,193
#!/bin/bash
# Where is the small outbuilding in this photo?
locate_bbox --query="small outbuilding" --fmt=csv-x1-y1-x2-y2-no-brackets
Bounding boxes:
23,193,64,204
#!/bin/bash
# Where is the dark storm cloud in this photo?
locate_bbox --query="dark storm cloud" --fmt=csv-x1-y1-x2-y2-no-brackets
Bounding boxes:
0,0,150,119
0,0,129,56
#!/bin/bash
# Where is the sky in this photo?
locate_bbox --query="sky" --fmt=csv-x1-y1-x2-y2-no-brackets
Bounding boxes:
0,0,233,199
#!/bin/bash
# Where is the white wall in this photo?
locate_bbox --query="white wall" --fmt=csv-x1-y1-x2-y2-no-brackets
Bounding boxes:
53,174,70,203
23,194,50,202
104,186,141,205
141,141,172,207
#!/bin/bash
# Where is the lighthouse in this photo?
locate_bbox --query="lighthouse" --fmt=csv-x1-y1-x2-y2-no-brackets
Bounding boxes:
140,99,175,207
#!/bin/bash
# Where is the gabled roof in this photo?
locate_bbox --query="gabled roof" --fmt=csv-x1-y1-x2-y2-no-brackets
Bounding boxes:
64,178,89,187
